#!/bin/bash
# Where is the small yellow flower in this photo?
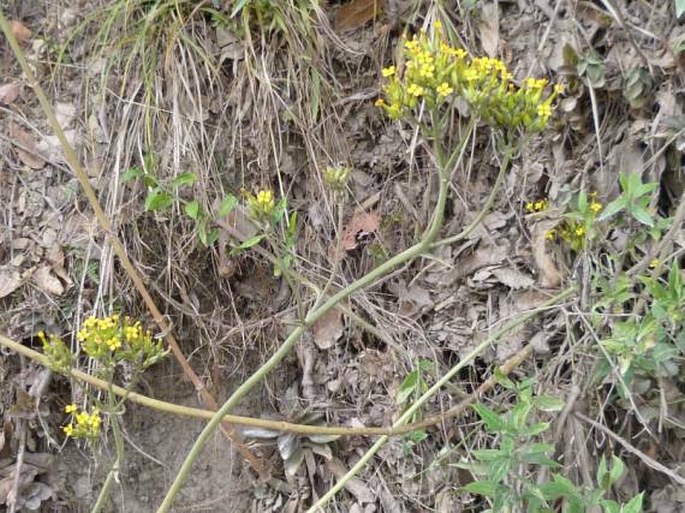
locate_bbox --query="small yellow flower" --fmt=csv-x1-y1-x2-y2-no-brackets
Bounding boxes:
436,82,454,97
649,258,660,269
589,201,602,214
537,102,553,119
554,83,565,94
374,98,385,107
434,20,442,29
574,226,585,237
65,404,77,414
545,230,556,240
381,66,396,78
63,424,74,436
407,83,424,97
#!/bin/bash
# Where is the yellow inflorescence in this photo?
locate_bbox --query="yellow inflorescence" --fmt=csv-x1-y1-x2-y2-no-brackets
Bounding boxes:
247,189,276,220
377,23,563,133
63,404,101,439
546,193,604,251
77,314,166,368
38,331,71,372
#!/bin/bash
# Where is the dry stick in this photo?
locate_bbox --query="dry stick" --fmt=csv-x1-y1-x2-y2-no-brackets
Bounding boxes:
307,287,576,512
0,330,540,437
0,13,264,476
574,411,685,486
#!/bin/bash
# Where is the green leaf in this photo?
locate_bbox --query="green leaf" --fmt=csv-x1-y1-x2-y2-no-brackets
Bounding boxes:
198,218,209,246
472,404,505,432
598,197,626,221
122,166,142,183
462,480,500,498
630,205,655,227
623,492,644,513
489,457,512,483
145,189,174,212
218,194,238,218
608,455,625,485
171,172,197,189
237,234,265,249
597,456,609,487
523,421,551,436
602,501,621,513
535,395,565,412
206,228,219,246
397,370,420,405
472,449,504,462
184,200,201,220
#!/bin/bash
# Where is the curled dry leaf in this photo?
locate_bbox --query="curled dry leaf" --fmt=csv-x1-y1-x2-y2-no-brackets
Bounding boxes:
9,122,46,169
0,82,20,105
32,265,65,296
531,220,563,288
0,266,22,299
10,20,32,43
335,0,385,31
312,308,344,350
341,210,380,251
479,2,500,58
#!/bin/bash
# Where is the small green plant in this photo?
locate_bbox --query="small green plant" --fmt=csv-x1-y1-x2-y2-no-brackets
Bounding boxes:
41,314,168,508
457,375,564,512
596,261,684,389
242,411,339,478
458,375,644,513
542,190,604,252
396,359,433,449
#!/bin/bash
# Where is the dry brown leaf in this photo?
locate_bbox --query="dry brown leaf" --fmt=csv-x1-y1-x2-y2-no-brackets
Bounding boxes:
399,284,432,318
531,221,562,288
479,2,500,57
335,0,385,31
341,210,380,251
326,458,374,503
32,265,64,296
10,20,32,43
0,266,22,298
0,82,20,105
491,266,535,290
46,246,73,289
9,122,46,169
312,308,344,350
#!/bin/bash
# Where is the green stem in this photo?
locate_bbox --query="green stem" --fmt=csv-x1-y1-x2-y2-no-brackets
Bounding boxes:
91,464,117,513
306,286,576,512
91,382,124,513
155,121,475,513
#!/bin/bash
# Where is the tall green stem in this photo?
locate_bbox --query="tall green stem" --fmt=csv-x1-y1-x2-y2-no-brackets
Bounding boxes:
91,383,124,513
155,121,476,513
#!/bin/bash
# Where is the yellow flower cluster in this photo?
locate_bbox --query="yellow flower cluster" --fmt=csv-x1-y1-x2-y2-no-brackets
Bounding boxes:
77,314,166,368
547,193,603,251
246,189,276,219
38,331,71,372
376,22,563,133
324,165,351,191
63,404,101,439
525,199,549,213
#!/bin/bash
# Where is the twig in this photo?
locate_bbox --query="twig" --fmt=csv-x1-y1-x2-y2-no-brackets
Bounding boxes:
574,411,685,486
0,327,552,437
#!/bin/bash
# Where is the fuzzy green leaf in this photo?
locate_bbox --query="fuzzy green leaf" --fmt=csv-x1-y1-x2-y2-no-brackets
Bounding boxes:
145,189,174,212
